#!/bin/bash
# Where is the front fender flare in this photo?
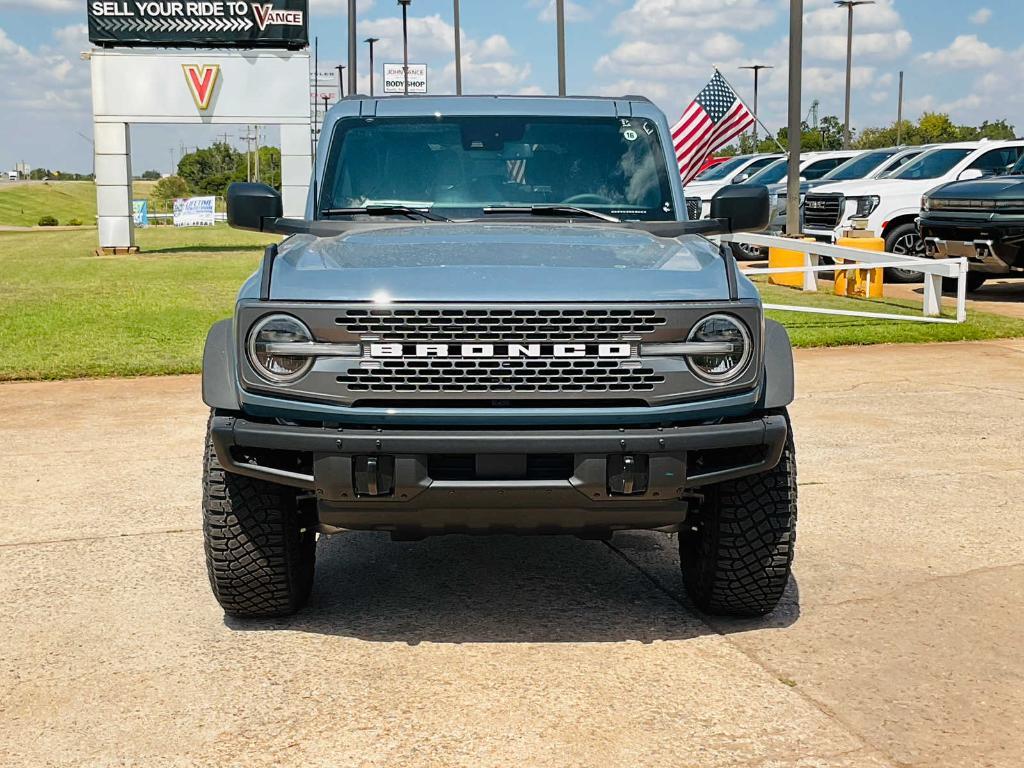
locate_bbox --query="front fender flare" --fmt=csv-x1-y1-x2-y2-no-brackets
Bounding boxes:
202,319,241,412
762,319,795,409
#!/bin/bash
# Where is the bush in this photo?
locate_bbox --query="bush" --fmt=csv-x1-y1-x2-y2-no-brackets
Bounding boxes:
67,218,83,226
37,215,59,227
152,175,190,201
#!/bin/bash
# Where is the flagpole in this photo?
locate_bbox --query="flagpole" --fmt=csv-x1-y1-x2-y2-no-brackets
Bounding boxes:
714,67,787,154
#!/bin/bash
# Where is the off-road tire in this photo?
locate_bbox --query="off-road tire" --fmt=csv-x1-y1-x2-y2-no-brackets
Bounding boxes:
202,414,316,618
885,222,926,284
679,411,797,617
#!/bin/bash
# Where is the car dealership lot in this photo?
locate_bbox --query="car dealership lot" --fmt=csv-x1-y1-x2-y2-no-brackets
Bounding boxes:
2,341,1023,767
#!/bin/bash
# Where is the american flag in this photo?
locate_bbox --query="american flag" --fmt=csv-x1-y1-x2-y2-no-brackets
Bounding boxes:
673,71,756,185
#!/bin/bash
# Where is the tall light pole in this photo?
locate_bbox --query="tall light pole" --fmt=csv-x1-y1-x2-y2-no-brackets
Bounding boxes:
836,0,874,149
398,0,411,95
786,0,803,236
556,0,566,95
453,0,462,95
364,38,379,97
335,64,346,98
897,70,904,145
347,0,357,97
739,64,773,147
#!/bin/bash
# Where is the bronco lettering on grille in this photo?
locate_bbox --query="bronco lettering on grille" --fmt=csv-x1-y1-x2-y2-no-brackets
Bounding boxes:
369,343,633,359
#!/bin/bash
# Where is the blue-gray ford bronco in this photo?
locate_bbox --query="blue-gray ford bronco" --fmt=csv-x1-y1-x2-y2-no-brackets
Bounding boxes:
202,95,797,619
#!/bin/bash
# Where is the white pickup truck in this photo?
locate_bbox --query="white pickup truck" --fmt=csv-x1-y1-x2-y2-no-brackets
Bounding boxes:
803,140,1024,281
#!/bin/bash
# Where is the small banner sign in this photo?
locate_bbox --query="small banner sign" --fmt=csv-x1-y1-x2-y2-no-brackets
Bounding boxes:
383,63,428,94
132,199,149,227
173,196,216,227
88,1,309,50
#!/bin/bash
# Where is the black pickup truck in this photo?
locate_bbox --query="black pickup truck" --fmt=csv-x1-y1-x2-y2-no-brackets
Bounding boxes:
920,155,1024,290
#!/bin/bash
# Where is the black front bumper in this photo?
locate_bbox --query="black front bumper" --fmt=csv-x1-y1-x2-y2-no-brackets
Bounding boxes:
919,213,1024,272
210,414,788,535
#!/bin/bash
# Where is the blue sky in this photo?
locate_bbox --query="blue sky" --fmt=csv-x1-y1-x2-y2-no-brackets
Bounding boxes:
1,0,1021,173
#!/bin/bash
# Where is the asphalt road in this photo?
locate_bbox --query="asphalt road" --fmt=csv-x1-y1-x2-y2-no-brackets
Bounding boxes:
2,341,1023,767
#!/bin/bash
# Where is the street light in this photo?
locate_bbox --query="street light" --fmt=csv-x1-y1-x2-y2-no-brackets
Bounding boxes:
335,64,345,98
787,0,803,236
739,64,773,146
835,0,875,149
398,0,411,96
453,0,462,95
364,37,379,97
556,0,566,95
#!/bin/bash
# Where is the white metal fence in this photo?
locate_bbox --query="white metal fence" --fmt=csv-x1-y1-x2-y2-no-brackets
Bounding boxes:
720,232,970,324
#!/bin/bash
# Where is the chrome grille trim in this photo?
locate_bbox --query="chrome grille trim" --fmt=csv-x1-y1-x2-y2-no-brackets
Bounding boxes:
803,193,844,229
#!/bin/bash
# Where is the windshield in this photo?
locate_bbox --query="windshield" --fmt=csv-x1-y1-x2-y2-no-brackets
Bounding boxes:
319,115,676,221
747,158,789,185
692,156,748,181
823,150,898,181
890,148,973,180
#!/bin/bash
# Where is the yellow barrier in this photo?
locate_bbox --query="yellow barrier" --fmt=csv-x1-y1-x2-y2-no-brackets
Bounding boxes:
835,234,885,299
768,238,816,288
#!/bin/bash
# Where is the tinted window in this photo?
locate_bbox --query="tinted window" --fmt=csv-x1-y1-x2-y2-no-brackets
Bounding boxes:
320,116,676,220
823,151,898,181
747,158,789,185
744,156,781,174
968,147,1023,175
881,152,920,175
890,148,973,180
802,158,845,180
693,156,748,181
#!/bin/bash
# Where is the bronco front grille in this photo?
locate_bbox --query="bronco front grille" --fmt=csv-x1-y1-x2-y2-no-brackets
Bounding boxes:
336,307,668,343
338,358,666,394
803,194,844,229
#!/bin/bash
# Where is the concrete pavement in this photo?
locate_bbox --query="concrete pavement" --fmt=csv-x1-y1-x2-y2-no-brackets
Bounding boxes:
2,340,1023,767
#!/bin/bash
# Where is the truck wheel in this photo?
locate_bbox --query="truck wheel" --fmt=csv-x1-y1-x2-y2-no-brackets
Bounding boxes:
679,412,797,617
885,223,925,283
202,414,316,618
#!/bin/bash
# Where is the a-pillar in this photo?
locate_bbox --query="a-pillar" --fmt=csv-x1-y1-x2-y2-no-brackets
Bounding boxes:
94,122,136,254
280,122,312,217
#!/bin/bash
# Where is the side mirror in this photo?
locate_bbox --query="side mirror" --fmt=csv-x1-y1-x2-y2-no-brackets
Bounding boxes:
957,168,985,182
731,173,750,183
710,184,770,233
227,182,283,232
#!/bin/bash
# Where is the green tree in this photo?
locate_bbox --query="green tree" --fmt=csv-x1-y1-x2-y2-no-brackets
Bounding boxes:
176,142,245,196
140,170,162,181
152,175,189,201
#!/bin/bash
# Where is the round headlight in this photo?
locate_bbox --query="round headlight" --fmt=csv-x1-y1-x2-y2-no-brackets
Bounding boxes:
687,314,752,383
247,314,314,383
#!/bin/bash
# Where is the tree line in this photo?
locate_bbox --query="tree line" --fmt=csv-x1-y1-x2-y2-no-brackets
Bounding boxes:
151,142,282,201
724,112,1016,155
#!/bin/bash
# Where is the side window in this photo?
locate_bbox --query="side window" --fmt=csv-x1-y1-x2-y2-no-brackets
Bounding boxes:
746,157,777,173
884,153,918,174
969,147,1024,174
802,158,842,180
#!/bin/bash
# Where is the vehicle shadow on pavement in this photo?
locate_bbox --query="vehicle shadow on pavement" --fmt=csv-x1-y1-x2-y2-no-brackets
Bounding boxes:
225,531,800,644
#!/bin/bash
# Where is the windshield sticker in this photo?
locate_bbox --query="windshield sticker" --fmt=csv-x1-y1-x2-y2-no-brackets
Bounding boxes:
623,129,639,142
642,122,655,136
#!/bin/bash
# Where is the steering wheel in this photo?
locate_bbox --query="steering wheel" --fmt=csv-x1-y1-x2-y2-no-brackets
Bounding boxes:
561,193,614,206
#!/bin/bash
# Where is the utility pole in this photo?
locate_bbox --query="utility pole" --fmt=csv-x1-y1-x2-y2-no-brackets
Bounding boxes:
836,1,875,149
336,64,346,98
739,64,773,146
453,0,462,95
556,0,566,95
347,0,357,96
364,38,379,97
399,0,411,95
786,0,803,236
897,70,905,145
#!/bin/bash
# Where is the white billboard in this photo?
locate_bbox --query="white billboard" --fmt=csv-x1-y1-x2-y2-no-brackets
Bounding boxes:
173,196,217,227
383,63,428,94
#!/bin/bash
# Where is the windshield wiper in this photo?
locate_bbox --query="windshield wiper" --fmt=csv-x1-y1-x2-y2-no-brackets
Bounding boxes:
482,205,622,223
320,206,451,222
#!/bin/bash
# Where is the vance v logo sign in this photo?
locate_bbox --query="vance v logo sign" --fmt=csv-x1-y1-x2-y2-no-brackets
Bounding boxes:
182,64,221,111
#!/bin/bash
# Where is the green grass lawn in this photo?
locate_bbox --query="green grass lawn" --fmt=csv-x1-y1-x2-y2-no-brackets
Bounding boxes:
0,180,167,227
0,226,1022,381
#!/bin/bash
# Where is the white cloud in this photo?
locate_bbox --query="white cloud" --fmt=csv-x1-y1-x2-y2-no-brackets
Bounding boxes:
970,8,992,25
0,24,90,113
0,0,77,12
612,0,776,35
802,0,911,61
534,0,592,23
918,34,1003,69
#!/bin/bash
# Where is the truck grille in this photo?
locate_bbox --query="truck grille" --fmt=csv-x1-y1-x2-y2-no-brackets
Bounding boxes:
336,307,668,343
686,198,702,220
803,194,844,229
338,358,665,394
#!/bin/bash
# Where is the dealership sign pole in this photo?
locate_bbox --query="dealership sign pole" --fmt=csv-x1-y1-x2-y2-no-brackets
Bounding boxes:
87,0,312,255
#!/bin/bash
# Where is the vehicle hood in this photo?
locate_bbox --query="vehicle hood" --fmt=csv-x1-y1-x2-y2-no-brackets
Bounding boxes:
264,223,741,302
683,180,728,197
811,177,930,197
927,176,1024,199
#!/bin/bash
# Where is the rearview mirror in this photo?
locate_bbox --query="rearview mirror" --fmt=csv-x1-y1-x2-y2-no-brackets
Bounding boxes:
710,184,770,233
227,182,283,232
